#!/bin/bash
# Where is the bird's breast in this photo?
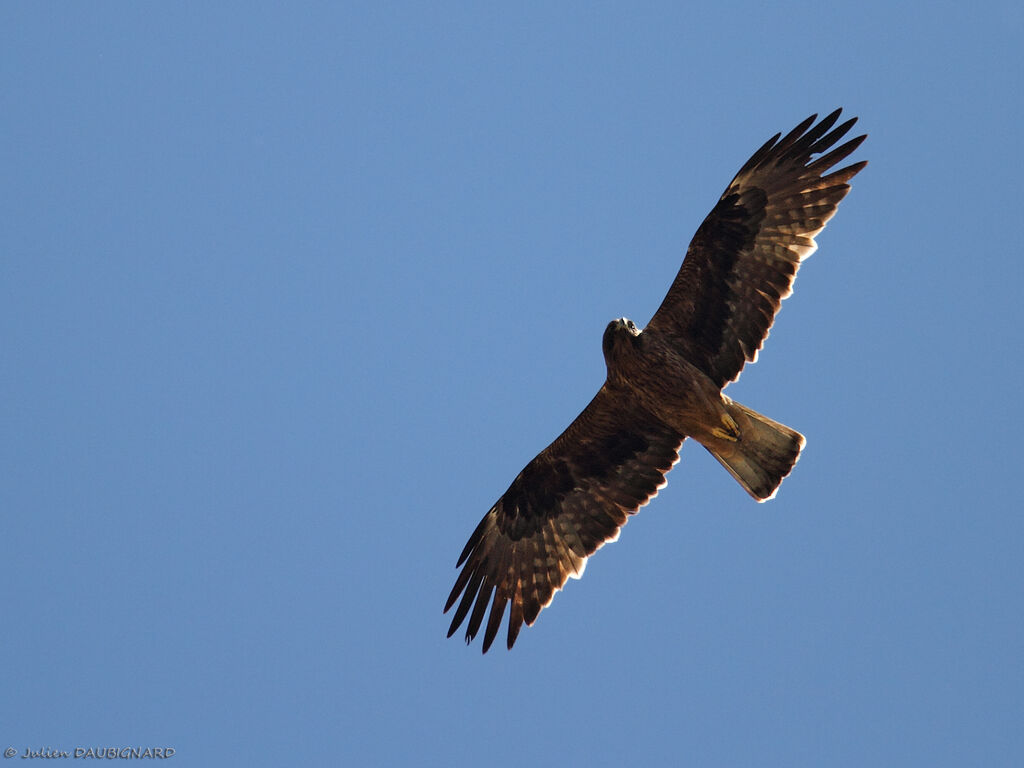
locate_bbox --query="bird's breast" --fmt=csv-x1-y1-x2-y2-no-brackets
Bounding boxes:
610,344,726,438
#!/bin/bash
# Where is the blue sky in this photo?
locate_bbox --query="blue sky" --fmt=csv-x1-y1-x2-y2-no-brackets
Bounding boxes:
3,2,1022,765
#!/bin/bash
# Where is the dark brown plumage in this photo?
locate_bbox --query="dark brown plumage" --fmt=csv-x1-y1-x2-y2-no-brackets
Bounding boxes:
446,110,867,653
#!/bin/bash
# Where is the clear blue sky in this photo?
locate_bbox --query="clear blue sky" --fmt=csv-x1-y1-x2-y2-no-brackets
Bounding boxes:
3,2,1022,765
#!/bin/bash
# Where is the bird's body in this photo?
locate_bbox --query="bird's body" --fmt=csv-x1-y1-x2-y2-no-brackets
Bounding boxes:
446,110,867,652
603,318,736,445
602,316,804,500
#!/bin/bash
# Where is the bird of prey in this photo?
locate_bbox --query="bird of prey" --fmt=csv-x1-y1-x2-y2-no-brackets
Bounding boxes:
445,110,866,653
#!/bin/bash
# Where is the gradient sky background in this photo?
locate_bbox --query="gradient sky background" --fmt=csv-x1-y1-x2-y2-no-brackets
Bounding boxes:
3,2,1022,766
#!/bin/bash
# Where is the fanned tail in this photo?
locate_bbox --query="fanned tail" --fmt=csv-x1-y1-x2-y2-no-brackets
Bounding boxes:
707,400,805,501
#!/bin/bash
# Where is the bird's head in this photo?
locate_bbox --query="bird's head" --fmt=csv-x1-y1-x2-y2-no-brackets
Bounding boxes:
602,317,640,368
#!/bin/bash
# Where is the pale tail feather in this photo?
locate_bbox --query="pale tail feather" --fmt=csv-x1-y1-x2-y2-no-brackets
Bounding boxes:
707,400,805,501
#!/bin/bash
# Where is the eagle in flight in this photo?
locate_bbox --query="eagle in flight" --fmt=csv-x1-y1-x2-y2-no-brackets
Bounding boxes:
445,110,866,652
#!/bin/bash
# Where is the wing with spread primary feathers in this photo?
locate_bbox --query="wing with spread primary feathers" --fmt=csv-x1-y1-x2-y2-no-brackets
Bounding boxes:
445,387,683,653
645,109,867,388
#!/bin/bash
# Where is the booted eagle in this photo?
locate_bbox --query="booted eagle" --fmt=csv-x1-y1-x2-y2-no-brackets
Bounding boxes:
445,110,866,653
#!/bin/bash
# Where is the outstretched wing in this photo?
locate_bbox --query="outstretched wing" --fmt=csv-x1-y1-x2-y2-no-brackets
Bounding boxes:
445,387,683,653
646,109,867,388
